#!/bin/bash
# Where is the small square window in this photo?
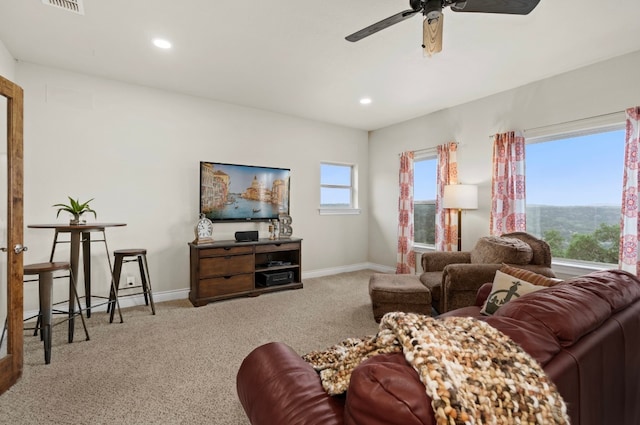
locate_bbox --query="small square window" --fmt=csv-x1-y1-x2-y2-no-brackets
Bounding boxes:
320,163,358,212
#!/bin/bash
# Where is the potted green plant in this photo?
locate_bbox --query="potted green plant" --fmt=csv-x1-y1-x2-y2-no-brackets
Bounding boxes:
53,196,97,225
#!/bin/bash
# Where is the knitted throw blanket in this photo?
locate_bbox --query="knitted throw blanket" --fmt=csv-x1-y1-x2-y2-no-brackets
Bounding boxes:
303,312,570,425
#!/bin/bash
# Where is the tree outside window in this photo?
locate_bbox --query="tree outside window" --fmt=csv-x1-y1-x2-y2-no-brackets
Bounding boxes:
414,157,437,246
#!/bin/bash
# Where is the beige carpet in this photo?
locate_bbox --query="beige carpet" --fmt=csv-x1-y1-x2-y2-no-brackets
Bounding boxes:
0,270,380,424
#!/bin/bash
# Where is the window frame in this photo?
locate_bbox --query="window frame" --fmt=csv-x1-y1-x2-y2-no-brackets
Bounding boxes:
525,114,625,273
319,161,360,215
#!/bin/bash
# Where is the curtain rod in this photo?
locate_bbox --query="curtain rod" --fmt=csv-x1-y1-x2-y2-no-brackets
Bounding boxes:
488,109,626,138
399,143,462,157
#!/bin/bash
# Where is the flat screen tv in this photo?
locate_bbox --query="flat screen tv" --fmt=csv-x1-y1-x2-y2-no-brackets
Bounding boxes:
199,161,290,222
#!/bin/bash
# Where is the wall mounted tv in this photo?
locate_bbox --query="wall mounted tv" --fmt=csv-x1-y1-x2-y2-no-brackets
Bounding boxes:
199,161,290,222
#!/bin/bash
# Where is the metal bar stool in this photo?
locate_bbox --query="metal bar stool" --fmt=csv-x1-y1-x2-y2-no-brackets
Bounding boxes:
49,228,123,323
109,249,156,323
23,262,90,364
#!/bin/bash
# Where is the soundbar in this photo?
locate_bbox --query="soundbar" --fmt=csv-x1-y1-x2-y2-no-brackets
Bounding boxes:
235,230,259,242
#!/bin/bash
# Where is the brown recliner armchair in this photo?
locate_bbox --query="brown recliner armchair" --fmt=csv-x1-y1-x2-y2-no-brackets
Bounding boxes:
420,232,556,314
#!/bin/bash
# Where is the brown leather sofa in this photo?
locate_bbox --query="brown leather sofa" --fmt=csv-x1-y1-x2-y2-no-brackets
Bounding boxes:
421,231,556,313
236,269,640,425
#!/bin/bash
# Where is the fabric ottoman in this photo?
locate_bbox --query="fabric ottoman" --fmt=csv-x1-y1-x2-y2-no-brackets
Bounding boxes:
368,273,432,322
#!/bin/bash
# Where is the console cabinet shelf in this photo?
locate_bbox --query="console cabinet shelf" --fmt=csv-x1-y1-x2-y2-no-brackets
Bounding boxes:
188,238,303,307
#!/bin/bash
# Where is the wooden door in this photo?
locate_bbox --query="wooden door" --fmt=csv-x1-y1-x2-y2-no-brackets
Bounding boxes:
0,75,24,394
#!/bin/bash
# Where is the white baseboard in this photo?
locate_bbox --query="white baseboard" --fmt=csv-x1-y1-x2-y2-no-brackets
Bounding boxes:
302,262,394,279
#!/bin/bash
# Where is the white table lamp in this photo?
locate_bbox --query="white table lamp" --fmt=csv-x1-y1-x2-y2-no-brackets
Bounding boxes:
442,184,478,251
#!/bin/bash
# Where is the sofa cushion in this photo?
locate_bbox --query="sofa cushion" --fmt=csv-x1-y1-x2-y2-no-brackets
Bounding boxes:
441,306,562,366
491,270,640,348
566,269,640,312
485,316,561,366
470,236,533,265
500,263,562,287
481,270,546,315
501,232,552,267
494,283,611,348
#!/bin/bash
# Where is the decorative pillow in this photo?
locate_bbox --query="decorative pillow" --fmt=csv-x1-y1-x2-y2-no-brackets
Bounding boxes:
500,263,562,287
481,270,547,315
470,236,533,265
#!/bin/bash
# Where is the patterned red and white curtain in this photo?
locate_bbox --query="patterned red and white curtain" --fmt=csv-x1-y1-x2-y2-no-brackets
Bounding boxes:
435,142,458,251
620,106,640,274
490,131,526,236
396,151,415,274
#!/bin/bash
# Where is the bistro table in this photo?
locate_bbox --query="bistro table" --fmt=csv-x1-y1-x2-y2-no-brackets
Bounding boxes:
27,223,126,337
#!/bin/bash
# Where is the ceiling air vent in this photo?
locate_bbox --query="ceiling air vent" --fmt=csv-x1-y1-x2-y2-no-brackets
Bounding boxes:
42,0,85,15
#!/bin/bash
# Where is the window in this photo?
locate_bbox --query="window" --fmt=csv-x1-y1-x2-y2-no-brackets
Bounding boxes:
526,126,625,265
414,156,437,246
320,162,359,214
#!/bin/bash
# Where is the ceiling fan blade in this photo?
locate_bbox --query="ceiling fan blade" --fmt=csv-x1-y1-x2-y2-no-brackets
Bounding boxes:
450,0,541,15
423,13,443,57
346,9,421,42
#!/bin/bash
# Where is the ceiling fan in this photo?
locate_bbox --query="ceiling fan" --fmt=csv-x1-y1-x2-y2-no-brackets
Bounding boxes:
346,0,541,55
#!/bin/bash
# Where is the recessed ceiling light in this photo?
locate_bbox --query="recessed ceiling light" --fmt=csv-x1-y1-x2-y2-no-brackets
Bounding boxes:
360,97,372,105
152,38,172,49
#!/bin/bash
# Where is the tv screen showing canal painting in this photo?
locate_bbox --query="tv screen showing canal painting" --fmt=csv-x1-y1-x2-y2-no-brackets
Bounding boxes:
199,161,290,221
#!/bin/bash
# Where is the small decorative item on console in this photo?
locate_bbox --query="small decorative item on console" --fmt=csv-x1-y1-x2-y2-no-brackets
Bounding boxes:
269,219,279,240
278,214,292,238
193,213,214,245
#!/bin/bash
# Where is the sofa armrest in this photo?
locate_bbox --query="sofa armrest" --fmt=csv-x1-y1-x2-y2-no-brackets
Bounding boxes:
237,342,345,425
421,251,471,272
346,353,436,425
441,263,502,312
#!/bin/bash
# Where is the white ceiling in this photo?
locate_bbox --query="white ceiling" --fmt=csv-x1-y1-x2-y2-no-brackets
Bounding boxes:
1,0,639,131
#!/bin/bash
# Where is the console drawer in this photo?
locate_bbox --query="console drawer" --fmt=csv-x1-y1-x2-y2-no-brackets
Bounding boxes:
255,242,300,253
199,245,253,258
199,274,254,298
199,254,254,277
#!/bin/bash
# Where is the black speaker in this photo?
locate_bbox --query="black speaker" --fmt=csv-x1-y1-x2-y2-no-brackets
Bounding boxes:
235,230,259,242
256,271,294,287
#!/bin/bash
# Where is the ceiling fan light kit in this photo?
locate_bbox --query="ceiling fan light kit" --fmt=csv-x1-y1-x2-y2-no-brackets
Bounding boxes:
346,0,541,56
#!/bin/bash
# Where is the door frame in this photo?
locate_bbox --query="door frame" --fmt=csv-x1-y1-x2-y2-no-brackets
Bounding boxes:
0,74,24,395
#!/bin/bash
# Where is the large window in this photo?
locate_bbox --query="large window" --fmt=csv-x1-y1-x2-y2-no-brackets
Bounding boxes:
526,126,625,265
414,156,437,246
320,162,356,210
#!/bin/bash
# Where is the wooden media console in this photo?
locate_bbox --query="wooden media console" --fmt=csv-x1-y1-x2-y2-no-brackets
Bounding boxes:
188,238,303,306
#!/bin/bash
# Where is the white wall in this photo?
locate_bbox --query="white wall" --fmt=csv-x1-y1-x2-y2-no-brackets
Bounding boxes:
0,40,14,79
16,62,369,311
369,50,640,269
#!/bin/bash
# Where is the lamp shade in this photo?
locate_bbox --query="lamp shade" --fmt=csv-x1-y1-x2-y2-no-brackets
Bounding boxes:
442,184,478,210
